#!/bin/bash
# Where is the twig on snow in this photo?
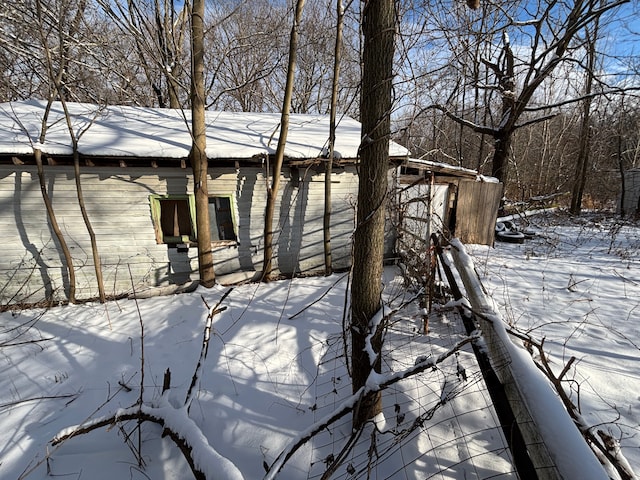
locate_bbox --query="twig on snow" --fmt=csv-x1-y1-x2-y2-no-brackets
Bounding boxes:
185,289,232,411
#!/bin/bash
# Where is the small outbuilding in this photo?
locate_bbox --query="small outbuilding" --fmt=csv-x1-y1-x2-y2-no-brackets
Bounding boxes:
396,158,503,246
392,158,502,295
0,99,408,306
620,168,640,217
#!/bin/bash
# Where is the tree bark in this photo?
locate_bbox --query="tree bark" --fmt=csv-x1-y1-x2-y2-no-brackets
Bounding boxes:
351,0,395,429
190,0,215,287
261,0,306,280
491,132,512,182
570,21,598,215
34,149,77,303
32,0,78,304
324,0,344,276
60,1,105,303
490,32,515,183
73,139,106,302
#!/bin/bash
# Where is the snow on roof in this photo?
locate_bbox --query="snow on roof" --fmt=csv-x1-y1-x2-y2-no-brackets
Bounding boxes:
0,99,409,160
404,157,499,182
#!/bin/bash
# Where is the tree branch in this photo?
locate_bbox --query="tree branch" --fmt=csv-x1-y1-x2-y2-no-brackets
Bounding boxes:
263,334,477,480
52,402,242,480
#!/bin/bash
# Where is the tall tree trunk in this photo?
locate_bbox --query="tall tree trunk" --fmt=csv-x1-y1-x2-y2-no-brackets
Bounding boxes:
491,132,512,183
73,152,106,302
570,21,598,215
490,32,515,184
324,0,344,276
58,1,105,302
261,0,306,280
57,101,107,303
34,149,77,304
351,0,395,429
190,0,215,287
569,96,593,215
618,131,626,217
33,0,78,303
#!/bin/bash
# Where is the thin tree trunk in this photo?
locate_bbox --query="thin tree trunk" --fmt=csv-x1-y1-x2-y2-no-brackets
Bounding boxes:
33,0,78,303
261,0,306,280
57,1,105,302
158,0,187,109
570,96,593,215
570,21,598,215
34,149,77,303
73,150,106,302
618,132,626,217
50,97,104,306
324,0,344,276
56,104,107,303
190,0,215,287
351,0,395,429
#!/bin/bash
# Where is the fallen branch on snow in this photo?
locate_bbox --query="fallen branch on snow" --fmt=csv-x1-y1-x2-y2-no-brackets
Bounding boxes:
52,400,242,480
49,289,242,480
529,337,637,480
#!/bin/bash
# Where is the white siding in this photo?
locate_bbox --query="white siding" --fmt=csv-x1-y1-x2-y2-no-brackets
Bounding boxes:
275,167,357,274
0,164,359,305
1,166,195,303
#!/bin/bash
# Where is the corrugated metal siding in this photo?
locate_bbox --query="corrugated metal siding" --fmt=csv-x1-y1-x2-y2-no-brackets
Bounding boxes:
0,164,359,305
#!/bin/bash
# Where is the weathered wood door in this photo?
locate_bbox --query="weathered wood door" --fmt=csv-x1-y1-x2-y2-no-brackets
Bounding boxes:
455,180,503,245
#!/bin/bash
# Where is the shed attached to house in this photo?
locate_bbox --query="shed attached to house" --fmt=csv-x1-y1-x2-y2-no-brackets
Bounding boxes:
0,100,408,306
397,158,503,246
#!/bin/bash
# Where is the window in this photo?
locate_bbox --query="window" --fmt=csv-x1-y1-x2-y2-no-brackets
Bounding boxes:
150,194,196,244
149,194,237,245
208,196,237,242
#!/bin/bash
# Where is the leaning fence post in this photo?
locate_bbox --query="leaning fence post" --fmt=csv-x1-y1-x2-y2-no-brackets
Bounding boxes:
448,238,608,480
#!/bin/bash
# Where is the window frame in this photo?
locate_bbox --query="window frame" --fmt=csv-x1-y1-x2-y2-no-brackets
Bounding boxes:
208,194,238,244
149,194,197,244
149,193,238,246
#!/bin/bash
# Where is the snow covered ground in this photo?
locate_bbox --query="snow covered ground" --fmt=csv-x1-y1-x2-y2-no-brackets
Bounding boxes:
468,210,640,477
1,210,638,479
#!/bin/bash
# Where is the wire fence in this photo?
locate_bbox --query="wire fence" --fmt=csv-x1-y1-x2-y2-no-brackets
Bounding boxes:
292,281,519,480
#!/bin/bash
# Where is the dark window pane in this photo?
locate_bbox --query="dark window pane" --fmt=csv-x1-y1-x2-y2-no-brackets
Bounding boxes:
159,199,192,241
208,197,236,241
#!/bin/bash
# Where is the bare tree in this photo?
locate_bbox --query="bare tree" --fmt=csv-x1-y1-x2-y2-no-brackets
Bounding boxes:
97,0,190,108
402,0,628,193
351,0,395,429
190,0,215,287
37,0,108,303
203,0,287,112
570,18,600,214
323,0,346,275
261,0,306,280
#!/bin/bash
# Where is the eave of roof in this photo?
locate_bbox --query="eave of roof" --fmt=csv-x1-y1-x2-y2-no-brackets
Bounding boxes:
402,157,499,182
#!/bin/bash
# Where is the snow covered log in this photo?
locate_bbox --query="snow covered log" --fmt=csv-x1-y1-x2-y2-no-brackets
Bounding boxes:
448,238,609,480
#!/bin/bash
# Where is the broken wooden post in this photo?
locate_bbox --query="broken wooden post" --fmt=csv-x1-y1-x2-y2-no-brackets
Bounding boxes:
448,238,608,480
432,234,536,478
